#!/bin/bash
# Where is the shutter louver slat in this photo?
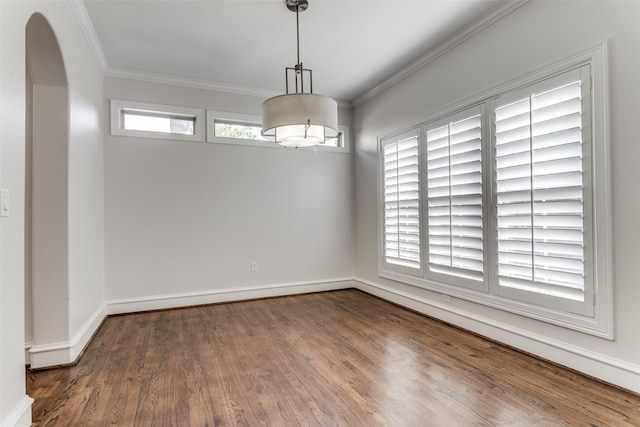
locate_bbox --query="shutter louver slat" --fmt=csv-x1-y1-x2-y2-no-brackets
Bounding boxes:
453,258,483,271
533,171,583,189
532,157,582,176
497,190,531,204
428,156,450,171
383,135,420,269
532,128,581,150
426,113,483,280
495,80,585,300
497,202,532,216
496,176,531,193
534,141,582,163
498,240,532,254
495,138,531,157
496,151,531,170
532,97,581,122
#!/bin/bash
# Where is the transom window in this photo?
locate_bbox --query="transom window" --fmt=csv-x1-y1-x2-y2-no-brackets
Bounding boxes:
122,110,195,135
110,103,349,152
213,119,267,141
110,100,204,142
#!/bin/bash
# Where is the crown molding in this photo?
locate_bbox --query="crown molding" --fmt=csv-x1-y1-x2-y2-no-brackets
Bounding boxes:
104,66,353,109
352,0,530,107
66,0,523,110
105,66,279,99
68,0,108,73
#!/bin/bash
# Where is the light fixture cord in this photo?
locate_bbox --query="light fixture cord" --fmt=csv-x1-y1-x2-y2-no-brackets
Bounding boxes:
295,1,304,93
296,2,301,67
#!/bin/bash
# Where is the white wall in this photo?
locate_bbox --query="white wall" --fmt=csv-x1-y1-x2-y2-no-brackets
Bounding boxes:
31,83,69,347
104,77,355,312
65,13,105,363
354,0,640,393
0,1,105,425
1,3,33,424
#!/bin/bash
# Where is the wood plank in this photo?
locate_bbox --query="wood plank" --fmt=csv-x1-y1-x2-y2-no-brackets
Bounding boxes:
27,290,640,426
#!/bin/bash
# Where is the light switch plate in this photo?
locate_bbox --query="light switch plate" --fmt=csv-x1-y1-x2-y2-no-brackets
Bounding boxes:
0,189,9,217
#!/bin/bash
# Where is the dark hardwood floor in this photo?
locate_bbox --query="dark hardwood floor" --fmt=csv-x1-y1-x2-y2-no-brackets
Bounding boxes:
27,289,640,426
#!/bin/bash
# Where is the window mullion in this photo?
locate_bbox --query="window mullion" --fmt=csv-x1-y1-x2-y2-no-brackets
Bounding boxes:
447,123,453,267
395,142,402,261
529,96,535,284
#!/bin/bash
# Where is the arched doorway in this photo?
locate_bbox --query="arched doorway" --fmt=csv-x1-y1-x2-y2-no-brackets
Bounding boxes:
25,13,70,368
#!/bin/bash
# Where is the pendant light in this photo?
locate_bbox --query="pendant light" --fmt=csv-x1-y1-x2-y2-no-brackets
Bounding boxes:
262,0,338,148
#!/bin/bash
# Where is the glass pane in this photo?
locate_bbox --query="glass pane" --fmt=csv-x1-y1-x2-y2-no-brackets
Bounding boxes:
123,113,195,135
214,121,266,141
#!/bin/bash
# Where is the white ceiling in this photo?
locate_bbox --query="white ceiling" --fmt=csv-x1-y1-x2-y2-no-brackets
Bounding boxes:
82,0,510,103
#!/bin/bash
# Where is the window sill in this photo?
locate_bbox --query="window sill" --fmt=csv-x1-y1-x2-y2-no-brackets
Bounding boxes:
378,268,612,339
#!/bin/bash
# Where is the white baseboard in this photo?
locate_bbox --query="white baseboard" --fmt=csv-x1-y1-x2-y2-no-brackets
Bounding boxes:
106,278,358,315
29,303,106,369
1,395,33,427
355,278,640,394
28,278,639,395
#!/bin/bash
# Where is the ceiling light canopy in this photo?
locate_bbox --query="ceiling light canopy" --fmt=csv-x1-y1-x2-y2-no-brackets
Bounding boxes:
262,0,338,148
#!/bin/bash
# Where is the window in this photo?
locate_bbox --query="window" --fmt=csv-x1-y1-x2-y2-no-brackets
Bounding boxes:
122,110,195,135
381,129,421,272
207,110,350,153
110,100,204,142
425,106,485,287
378,44,611,337
493,69,592,316
110,103,349,152
213,119,267,141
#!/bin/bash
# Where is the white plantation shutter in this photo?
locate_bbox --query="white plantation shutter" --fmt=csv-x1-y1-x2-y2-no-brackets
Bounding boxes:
379,50,609,334
382,130,420,270
425,108,484,281
494,67,590,308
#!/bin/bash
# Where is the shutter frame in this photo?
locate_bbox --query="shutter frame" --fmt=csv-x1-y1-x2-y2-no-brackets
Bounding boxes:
424,106,485,286
493,66,592,316
381,129,422,273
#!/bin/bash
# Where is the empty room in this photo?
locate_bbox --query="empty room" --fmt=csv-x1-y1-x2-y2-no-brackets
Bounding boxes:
1,0,639,426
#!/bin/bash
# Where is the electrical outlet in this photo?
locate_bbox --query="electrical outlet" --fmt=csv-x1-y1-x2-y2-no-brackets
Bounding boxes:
251,262,258,272
441,294,452,303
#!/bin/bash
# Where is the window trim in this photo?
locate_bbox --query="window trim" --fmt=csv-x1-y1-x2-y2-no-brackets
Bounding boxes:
110,99,205,142
377,41,612,338
206,110,351,153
